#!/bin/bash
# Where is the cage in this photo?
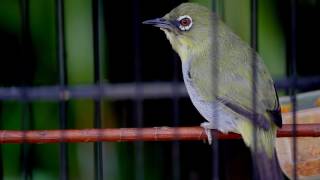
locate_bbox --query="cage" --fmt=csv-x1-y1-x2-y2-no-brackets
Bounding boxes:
0,0,320,179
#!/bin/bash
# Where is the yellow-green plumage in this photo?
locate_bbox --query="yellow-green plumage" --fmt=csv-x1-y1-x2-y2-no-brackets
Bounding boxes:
143,2,283,180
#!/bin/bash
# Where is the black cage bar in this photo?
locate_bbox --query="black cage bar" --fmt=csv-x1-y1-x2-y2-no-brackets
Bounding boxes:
92,0,104,179
55,0,69,179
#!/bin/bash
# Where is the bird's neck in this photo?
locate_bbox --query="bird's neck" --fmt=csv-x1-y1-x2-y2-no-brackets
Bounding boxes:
179,38,212,66
163,30,211,64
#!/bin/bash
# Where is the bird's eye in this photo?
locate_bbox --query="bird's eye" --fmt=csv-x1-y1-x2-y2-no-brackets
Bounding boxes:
177,15,193,31
180,18,191,26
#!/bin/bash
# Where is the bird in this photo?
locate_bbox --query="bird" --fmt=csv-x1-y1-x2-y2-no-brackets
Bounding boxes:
143,2,284,180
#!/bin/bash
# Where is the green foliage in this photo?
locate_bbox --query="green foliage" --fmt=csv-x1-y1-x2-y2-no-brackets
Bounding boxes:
1,102,22,177
0,0,21,34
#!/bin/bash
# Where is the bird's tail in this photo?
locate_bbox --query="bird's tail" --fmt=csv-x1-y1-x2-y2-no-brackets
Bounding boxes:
237,121,284,180
252,149,284,180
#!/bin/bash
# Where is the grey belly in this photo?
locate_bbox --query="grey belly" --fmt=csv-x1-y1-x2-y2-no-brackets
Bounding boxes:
182,69,238,133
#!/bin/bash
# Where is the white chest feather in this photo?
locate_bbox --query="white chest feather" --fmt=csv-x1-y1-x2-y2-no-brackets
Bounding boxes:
181,60,238,133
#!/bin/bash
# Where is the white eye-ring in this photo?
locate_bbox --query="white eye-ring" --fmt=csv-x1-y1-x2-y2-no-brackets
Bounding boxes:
177,15,193,31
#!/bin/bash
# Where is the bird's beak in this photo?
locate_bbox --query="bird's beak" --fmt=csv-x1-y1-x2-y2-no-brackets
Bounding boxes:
142,18,175,30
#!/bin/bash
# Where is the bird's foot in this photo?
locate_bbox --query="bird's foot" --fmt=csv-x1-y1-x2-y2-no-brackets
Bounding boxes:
201,122,213,145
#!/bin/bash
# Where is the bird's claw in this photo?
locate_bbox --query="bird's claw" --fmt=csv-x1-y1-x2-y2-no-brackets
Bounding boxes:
201,122,212,145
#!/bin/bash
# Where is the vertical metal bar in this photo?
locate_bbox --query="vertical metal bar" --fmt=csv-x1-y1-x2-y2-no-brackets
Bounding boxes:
20,0,33,179
211,1,220,179
290,0,297,179
21,101,33,180
92,0,103,179
250,0,259,179
172,55,180,180
171,41,181,180
171,0,181,179
132,1,144,180
56,0,69,179
216,0,225,20
251,0,258,50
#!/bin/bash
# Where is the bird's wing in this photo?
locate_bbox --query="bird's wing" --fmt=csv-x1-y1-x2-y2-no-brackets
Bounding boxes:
189,44,282,129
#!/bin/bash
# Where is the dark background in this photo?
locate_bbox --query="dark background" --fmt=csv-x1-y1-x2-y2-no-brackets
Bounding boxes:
0,0,319,179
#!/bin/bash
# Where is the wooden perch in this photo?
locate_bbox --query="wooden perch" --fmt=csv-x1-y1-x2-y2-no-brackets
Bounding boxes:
0,107,319,144
0,124,319,144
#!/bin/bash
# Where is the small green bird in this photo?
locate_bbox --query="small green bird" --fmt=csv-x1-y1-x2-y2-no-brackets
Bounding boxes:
143,2,284,180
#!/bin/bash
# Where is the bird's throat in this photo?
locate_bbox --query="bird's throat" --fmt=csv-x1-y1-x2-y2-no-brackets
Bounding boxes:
162,29,211,64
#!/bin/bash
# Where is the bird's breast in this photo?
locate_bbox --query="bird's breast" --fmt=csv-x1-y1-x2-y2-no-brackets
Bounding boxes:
181,60,238,133
181,60,214,121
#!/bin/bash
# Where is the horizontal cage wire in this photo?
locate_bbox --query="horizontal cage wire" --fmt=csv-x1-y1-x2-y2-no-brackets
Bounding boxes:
0,79,320,100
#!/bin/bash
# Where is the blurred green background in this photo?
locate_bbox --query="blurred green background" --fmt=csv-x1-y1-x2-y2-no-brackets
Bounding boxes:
0,0,319,179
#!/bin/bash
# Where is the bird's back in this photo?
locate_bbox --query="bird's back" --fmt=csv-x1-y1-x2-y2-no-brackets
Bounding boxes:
186,21,281,124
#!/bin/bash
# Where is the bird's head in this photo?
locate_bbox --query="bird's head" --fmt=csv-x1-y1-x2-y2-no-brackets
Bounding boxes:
143,3,216,61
